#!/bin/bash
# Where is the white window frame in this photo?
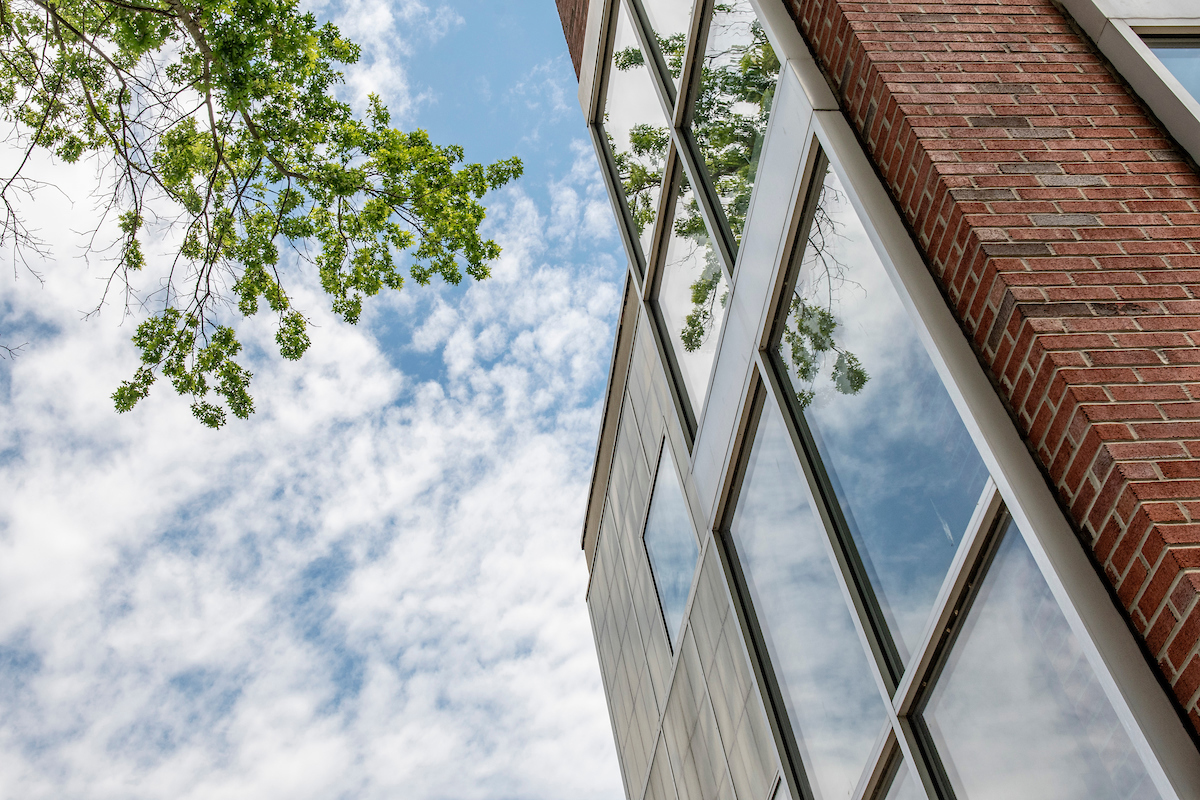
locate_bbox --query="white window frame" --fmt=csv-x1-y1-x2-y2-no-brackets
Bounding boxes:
702,23,1200,800
1060,0,1200,165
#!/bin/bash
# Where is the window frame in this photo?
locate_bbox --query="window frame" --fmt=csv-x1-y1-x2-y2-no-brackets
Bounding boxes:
710,83,1200,799
584,0,783,449
641,433,703,653
576,0,1200,796
1058,0,1200,166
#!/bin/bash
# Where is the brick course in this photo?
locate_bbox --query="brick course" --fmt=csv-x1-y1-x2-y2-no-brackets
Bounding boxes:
557,0,590,78
783,0,1200,733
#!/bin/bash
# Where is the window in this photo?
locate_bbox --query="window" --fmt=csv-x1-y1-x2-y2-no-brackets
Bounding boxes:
770,153,990,669
643,442,699,649
921,517,1159,800
726,396,887,800
649,159,728,430
1143,36,1200,104
685,0,778,250
596,0,781,425
718,144,1168,800
636,0,694,94
600,0,671,265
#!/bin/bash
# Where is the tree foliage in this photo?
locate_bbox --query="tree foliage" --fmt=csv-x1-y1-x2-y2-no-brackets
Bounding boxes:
609,5,866,406
0,0,521,426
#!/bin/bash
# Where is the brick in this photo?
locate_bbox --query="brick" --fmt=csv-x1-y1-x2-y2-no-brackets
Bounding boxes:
776,0,1200,738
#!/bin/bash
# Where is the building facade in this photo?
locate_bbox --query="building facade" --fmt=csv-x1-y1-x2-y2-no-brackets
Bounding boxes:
557,1,1200,798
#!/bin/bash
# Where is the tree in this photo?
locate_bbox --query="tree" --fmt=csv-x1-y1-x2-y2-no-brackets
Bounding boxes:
0,0,521,426
610,5,866,406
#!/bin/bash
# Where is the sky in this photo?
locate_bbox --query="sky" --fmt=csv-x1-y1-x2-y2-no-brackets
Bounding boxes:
0,1,629,798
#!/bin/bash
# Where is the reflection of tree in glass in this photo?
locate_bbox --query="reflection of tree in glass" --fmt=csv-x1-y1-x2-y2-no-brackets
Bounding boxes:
673,175,725,353
782,179,868,407
608,9,866,403
605,43,669,240
693,8,777,243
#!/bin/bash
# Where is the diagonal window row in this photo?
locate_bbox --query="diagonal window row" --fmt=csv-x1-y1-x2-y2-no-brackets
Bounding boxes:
719,148,1166,800
597,0,779,431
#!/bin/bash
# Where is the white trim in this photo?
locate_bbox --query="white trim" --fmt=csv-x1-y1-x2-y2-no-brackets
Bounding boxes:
735,4,1200,790
891,482,1002,717
810,101,1200,800
745,0,837,112
1059,0,1200,165
578,0,611,120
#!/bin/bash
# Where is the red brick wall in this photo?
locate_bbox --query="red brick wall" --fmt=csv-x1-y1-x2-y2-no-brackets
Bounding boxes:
557,0,590,78
782,0,1200,733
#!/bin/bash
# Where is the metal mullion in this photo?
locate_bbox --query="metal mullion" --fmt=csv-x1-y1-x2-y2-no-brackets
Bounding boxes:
850,722,898,800
674,0,712,130
671,125,738,277
642,147,702,444
893,716,948,800
892,480,1003,716
644,144,683,302
625,0,678,111
712,380,819,800
888,485,1007,800
753,351,897,725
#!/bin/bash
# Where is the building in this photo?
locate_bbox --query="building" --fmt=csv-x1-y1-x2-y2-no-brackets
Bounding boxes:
555,1,1200,798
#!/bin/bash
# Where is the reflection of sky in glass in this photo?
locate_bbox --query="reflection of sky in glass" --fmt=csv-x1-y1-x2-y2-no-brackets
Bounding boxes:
730,401,886,800
656,171,726,413
784,165,989,663
923,520,1160,800
643,446,699,649
883,758,925,800
692,0,777,247
639,0,692,88
1147,39,1200,103
604,2,669,258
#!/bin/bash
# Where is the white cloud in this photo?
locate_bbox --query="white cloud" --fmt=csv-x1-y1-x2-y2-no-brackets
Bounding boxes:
547,140,617,252
0,133,624,799
300,0,463,117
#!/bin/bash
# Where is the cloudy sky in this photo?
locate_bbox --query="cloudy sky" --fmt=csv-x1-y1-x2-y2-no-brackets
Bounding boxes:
0,1,628,797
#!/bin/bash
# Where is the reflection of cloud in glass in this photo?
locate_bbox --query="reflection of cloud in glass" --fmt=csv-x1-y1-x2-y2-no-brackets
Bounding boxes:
643,446,699,649
692,0,778,246
883,758,925,800
730,402,886,800
784,165,989,662
640,0,692,88
1148,40,1200,103
656,175,726,412
603,3,670,258
923,520,1160,800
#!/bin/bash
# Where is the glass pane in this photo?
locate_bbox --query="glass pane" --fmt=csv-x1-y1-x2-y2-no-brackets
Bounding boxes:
640,0,693,89
883,758,926,800
923,519,1161,800
604,2,671,261
729,400,887,800
1146,37,1200,103
776,162,989,663
655,168,727,411
690,0,779,247
643,445,699,648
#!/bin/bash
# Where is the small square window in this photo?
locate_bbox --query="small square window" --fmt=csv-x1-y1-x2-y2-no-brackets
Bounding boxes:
642,442,699,649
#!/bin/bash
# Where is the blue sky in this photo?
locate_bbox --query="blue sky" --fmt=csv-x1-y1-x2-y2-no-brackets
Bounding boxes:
0,1,627,797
